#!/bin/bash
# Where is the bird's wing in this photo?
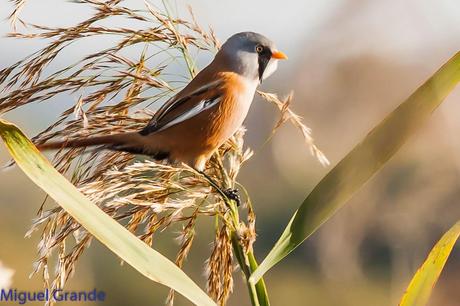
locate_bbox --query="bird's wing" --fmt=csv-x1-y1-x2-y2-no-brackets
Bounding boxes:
140,79,224,135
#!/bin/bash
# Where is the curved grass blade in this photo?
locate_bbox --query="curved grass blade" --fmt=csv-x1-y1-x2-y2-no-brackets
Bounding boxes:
0,119,216,306
399,221,460,306
250,51,460,284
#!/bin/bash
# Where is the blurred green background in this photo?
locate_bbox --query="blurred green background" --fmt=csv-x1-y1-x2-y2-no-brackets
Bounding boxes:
1,0,460,305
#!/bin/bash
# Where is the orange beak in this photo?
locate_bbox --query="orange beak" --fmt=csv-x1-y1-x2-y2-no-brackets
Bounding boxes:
271,50,288,60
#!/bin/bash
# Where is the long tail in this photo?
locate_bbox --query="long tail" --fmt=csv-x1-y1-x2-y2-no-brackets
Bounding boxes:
37,132,147,154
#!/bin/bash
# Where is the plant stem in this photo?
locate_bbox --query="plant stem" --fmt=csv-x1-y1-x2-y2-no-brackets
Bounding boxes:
228,200,270,306
162,0,196,78
231,233,260,306
247,252,270,305
198,158,270,305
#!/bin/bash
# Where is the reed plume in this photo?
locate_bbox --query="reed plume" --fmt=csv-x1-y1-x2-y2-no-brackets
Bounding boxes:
3,1,327,304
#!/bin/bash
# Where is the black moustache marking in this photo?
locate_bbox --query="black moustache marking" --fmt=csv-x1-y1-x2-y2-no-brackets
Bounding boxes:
258,49,272,82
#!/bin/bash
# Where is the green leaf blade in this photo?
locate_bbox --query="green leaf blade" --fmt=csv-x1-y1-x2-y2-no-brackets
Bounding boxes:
399,221,460,306
0,119,216,306
250,51,460,284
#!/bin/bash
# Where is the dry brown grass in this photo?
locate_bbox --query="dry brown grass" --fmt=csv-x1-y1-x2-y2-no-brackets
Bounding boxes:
3,1,327,305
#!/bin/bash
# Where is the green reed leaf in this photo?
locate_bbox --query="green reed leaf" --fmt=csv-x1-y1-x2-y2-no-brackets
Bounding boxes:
250,51,460,284
0,119,216,306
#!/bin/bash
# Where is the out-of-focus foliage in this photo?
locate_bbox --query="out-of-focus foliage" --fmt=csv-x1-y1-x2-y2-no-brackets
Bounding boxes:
0,261,14,289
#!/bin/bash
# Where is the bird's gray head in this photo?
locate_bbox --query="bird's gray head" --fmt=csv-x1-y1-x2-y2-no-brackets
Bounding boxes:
217,32,287,83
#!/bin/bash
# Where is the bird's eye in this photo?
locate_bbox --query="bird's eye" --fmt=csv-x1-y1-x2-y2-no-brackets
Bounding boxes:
255,45,264,53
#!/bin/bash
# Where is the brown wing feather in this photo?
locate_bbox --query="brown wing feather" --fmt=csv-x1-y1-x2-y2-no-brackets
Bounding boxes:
140,64,224,135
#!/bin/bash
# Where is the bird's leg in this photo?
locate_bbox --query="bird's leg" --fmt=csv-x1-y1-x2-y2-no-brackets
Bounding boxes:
198,170,241,207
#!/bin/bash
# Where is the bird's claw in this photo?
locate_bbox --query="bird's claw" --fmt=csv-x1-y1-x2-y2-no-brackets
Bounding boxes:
224,188,241,206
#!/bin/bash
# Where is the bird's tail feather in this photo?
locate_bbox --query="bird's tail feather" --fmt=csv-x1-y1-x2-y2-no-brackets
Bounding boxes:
37,132,145,152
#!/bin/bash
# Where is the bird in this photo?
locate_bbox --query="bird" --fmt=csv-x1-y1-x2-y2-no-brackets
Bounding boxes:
38,32,287,201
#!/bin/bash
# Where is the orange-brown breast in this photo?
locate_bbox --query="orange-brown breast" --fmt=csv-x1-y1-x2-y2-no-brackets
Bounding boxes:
149,72,256,168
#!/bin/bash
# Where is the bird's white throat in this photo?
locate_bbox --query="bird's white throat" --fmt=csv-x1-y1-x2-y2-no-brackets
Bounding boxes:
261,59,278,81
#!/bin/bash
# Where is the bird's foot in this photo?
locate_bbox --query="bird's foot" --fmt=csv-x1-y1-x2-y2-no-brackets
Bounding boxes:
224,188,241,207
196,170,241,207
